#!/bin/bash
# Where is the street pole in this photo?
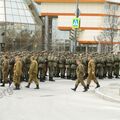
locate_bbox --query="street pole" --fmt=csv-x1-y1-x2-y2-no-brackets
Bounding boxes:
74,0,80,53
4,0,7,52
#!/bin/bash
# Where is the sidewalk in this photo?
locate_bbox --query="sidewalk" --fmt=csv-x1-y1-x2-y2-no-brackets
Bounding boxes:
95,82,120,103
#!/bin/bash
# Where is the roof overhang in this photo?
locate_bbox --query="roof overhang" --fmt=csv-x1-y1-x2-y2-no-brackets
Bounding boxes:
34,0,105,3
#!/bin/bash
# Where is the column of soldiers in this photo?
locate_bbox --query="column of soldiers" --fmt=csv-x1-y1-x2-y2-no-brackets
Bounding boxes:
0,51,120,90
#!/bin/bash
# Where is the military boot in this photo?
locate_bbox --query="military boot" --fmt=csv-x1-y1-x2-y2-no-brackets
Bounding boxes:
17,84,20,90
1,82,5,87
34,84,39,89
49,77,55,82
83,86,88,92
95,83,100,89
71,85,78,91
86,84,89,89
26,83,30,88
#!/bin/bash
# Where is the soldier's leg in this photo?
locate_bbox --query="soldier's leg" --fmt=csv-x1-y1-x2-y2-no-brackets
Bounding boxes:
1,73,5,87
43,67,46,81
93,76,100,88
56,66,60,77
67,68,71,79
116,66,119,78
80,79,88,92
86,77,92,89
61,68,64,78
71,78,80,91
110,66,113,78
13,75,18,89
72,69,76,80
49,67,55,81
26,75,33,88
33,75,39,89
99,66,103,79
16,76,21,89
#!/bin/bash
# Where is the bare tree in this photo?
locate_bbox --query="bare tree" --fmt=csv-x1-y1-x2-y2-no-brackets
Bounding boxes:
96,1,120,53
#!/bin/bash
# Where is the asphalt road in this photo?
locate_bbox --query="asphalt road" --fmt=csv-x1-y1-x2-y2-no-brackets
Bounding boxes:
0,78,120,120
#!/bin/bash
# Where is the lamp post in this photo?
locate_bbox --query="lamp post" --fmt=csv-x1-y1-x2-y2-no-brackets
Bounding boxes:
74,0,80,53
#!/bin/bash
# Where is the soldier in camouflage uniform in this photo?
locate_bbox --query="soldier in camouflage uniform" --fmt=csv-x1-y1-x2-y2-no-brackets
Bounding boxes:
53,55,59,77
48,53,55,81
103,54,107,78
9,54,15,85
13,55,22,90
26,56,39,89
24,54,31,81
59,55,66,78
1,55,9,87
37,53,46,82
113,54,119,78
86,54,100,89
0,56,3,83
96,55,104,79
71,58,88,92
71,55,77,80
82,56,88,79
106,54,114,79
65,56,71,79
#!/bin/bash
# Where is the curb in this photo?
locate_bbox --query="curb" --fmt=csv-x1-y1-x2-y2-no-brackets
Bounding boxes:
95,87,120,104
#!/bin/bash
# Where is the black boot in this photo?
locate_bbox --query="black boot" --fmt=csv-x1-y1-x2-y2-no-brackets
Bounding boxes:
86,84,89,89
34,84,39,89
49,77,55,82
1,82,5,87
95,83,100,89
17,84,20,90
26,83,30,88
83,86,88,92
71,85,78,91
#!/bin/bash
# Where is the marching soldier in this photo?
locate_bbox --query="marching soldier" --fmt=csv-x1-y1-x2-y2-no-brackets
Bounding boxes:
66,56,71,79
0,56,3,83
82,56,88,79
106,54,114,79
59,55,66,78
113,54,119,78
1,55,9,87
9,55,15,85
71,55,77,80
13,55,22,90
48,53,55,81
53,55,59,77
26,56,39,89
86,54,100,89
71,59,88,92
37,53,46,82
24,54,31,81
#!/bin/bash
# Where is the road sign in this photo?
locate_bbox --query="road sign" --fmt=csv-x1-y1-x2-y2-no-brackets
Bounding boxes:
72,18,80,29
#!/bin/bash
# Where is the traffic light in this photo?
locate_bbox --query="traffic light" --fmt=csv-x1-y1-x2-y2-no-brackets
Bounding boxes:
69,29,80,41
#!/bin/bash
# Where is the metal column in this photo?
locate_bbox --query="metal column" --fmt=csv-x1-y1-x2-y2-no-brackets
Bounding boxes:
44,16,49,51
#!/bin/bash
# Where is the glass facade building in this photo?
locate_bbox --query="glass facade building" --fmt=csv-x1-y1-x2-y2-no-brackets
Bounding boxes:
0,0,42,51
0,0,35,24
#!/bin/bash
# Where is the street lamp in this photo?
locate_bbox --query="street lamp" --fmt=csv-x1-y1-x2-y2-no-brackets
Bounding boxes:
74,0,80,53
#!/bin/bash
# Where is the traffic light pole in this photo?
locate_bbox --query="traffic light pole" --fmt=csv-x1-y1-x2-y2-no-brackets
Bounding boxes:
74,0,80,53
